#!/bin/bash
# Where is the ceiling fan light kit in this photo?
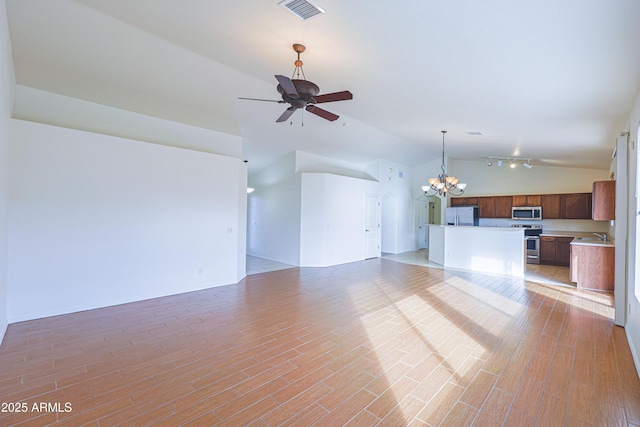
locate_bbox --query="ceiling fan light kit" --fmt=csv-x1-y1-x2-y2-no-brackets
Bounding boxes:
239,44,352,124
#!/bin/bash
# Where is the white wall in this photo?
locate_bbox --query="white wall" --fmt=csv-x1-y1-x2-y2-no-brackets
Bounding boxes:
247,153,301,265
378,160,414,254
295,151,376,180
300,173,379,267
449,159,610,196
0,0,14,343
14,86,243,159
8,119,246,322
249,151,415,263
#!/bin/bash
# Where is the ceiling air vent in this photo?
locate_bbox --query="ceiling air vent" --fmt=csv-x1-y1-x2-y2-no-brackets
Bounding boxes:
278,0,326,21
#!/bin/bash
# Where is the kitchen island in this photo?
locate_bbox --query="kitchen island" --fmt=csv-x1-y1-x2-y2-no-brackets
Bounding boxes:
428,225,525,277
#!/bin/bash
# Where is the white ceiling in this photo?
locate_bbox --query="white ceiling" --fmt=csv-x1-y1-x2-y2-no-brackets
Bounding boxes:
6,0,640,173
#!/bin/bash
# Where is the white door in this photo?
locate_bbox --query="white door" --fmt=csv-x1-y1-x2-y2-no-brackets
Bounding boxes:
417,201,429,249
364,194,380,259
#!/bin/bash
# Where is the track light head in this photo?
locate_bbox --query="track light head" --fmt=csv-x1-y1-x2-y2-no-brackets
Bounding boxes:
497,159,503,167
523,160,533,169
487,157,493,166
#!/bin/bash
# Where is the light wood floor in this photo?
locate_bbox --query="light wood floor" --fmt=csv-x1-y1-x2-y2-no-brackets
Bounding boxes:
1,258,638,426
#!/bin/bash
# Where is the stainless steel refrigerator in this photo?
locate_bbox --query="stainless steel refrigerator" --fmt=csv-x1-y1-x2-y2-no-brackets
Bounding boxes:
446,206,479,226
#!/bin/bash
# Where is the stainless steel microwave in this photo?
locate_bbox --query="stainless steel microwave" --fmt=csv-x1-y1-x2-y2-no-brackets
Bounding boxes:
512,206,542,220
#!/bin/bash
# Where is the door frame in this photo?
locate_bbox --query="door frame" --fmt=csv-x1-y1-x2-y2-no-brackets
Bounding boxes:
364,193,381,259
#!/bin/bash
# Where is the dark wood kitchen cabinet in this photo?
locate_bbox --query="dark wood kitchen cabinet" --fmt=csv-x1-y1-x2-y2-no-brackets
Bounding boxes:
450,192,592,220
475,196,512,218
561,193,592,219
540,236,557,264
478,197,495,218
512,195,542,207
541,194,561,219
450,197,477,207
540,235,573,266
592,180,615,220
493,196,513,218
556,237,573,266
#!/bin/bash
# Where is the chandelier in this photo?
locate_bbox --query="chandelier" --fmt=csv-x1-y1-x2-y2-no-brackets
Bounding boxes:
422,130,467,197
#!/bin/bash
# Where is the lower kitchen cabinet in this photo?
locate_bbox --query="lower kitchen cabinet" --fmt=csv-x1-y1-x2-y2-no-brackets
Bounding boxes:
556,238,572,266
570,244,614,291
540,237,556,264
540,236,572,266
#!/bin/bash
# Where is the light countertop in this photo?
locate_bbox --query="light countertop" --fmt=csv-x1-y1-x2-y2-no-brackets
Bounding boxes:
540,230,613,247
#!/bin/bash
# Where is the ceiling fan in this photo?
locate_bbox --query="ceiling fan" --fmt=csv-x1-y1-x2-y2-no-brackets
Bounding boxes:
239,44,353,123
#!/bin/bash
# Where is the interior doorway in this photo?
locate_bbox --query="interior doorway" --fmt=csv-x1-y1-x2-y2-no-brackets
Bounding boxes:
416,195,441,249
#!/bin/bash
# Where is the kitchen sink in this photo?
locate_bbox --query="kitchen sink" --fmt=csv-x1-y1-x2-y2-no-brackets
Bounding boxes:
574,237,603,242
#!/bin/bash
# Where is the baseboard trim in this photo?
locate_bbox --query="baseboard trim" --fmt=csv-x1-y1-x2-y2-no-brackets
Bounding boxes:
626,326,640,379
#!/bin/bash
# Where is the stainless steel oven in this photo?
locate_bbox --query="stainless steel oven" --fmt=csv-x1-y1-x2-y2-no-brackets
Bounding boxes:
512,224,542,264
525,235,540,264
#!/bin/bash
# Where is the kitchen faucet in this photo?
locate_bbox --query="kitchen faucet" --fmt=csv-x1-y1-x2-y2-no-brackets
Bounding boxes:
593,232,608,241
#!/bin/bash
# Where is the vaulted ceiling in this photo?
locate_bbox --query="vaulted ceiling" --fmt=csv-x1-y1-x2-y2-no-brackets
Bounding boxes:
6,0,640,172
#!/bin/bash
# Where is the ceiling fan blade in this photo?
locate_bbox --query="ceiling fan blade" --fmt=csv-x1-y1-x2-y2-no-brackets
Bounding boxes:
276,107,296,123
306,105,339,122
275,75,299,99
313,91,353,104
238,97,285,103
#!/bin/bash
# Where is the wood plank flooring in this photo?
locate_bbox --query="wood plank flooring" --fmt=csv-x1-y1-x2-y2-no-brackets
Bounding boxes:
0,259,638,426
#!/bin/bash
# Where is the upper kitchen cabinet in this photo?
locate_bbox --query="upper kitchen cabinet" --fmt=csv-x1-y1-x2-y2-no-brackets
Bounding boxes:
450,197,477,207
541,194,561,219
493,196,513,218
512,195,542,207
476,196,512,218
478,197,495,218
592,180,615,220
560,193,592,219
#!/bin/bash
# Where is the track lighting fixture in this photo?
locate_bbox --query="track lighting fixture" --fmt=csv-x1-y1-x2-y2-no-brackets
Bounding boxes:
486,157,534,169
